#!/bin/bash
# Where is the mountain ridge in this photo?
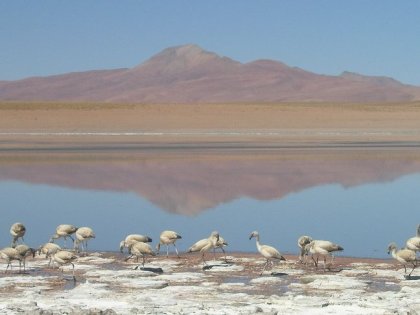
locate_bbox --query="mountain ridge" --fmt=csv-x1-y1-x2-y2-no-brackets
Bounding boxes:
1,44,419,103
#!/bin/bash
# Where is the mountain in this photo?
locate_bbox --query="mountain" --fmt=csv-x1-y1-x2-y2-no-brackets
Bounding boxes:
1,44,420,103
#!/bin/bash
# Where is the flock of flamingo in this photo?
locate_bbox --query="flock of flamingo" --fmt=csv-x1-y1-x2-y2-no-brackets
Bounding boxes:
1,222,419,280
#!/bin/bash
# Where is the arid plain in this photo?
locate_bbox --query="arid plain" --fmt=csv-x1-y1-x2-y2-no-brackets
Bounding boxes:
1,101,420,145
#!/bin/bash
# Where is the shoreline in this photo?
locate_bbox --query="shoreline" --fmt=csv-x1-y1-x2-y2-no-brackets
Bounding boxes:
1,102,420,145
0,251,418,314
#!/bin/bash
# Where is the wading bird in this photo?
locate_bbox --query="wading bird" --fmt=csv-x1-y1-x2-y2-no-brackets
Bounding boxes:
119,234,152,254
52,250,78,281
10,222,26,247
37,242,62,267
74,226,95,253
297,235,313,263
156,230,182,257
187,231,220,265
49,224,78,248
214,235,229,262
304,240,343,270
388,242,417,277
249,231,286,275
125,241,156,269
406,224,420,253
0,247,23,273
14,244,36,272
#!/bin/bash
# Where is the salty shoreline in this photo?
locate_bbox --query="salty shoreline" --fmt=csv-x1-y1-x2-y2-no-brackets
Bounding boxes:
0,251,418,314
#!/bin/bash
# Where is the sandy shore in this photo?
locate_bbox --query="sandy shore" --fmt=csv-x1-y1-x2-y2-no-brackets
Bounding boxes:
0,251,418,314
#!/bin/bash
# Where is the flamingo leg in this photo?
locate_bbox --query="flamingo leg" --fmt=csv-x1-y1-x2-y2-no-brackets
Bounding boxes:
173,244,179,257
260,259,270,275
202,252,207,266
408,263,416,277
299,248,304,263
221,247,227,262
71,263,76,281
311,255,318,268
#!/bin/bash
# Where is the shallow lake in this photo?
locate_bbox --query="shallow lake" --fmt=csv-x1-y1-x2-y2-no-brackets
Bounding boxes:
0,144,419,258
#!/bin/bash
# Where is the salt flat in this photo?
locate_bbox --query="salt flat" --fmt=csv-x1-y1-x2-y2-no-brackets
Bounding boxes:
0,252,418,314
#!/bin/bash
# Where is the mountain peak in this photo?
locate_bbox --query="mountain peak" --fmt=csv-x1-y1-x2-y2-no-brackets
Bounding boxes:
134,44,240,76
164,44,207,56
144,44,220,65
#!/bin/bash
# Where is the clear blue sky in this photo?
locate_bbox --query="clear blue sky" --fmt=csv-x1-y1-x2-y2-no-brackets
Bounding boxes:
1,1,419,85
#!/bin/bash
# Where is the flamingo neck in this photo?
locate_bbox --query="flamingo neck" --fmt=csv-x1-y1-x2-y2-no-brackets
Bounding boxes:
390,248,398,259
255,237,262,251
210,235,218,247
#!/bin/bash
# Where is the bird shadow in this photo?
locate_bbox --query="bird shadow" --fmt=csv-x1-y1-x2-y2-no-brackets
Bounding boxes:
134,266,164,274
324,268,344,273
202,263,233,270
270,272,288,277
63,277,79,290
404,275,420,280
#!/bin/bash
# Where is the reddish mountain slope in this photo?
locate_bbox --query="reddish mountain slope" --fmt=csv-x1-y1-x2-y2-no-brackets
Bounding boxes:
1,44,419,103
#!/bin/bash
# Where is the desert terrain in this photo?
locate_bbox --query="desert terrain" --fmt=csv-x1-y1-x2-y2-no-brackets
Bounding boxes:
1,101,420,146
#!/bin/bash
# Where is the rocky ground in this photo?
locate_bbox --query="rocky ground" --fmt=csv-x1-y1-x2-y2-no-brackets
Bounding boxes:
0,252,418,314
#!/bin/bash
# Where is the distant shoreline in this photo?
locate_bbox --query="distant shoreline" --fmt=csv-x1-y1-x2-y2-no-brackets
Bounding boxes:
1,102,420,145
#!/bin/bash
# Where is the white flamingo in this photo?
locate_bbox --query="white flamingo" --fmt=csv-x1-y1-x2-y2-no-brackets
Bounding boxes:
297,235,313,263
38,242,62,267
125,241,156,269
0,247,23,273
388,242,417,277
14,244,36,272
10,222,26,247
74,227,95,253
52,250,78,281
119,234,152,254
406,224,420,253
249,231,286,275
187,231,220,265
304,240,343,270
156,230,182,257
49,224,78,248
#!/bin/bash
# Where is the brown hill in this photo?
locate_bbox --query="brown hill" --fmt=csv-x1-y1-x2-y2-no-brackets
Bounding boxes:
1,44,420,103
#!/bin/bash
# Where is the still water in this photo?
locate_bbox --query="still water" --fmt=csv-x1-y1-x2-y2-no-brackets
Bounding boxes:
0,145,419,258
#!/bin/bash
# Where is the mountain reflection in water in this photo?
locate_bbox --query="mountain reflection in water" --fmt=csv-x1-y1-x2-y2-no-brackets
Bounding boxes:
0,147,419,258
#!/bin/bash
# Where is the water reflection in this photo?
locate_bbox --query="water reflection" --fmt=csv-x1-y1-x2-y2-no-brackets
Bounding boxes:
0,147,419,258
